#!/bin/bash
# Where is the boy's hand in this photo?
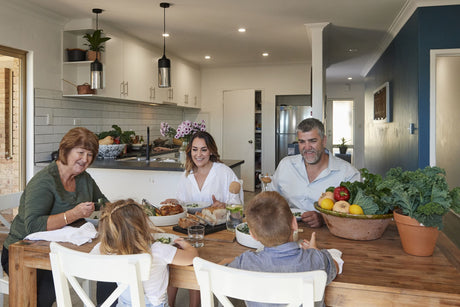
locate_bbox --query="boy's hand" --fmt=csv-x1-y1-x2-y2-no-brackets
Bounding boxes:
300,232,318,250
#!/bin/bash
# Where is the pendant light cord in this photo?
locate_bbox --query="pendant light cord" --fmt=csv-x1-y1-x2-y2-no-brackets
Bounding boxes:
163,5,166,56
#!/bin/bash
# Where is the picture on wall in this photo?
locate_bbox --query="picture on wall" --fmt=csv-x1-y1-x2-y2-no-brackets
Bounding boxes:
373,82,391,122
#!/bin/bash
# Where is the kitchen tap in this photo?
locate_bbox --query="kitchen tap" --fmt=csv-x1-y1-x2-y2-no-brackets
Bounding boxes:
146,126,150,162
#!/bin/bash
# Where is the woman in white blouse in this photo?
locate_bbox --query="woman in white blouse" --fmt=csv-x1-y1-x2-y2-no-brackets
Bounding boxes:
165,131,242,307
164,130,243,208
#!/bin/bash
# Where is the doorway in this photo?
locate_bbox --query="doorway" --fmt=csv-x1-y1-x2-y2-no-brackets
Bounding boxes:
430,48,460,248
325,99,354,163
0,45,27,194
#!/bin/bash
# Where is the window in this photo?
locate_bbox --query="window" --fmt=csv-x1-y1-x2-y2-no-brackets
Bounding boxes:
331,100,353,156
0,45,27,194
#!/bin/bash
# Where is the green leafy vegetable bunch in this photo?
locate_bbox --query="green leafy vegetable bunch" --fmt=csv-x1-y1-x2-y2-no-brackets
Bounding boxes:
97,125,135,144
376,166,458,229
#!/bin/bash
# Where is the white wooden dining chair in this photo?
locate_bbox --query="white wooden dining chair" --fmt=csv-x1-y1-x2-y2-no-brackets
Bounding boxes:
193,257,327,307
0,191,22,233
49,242,151,307
0,191,22,307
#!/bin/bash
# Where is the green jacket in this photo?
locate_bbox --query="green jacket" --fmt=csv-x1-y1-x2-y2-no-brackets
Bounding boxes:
4,161,107,249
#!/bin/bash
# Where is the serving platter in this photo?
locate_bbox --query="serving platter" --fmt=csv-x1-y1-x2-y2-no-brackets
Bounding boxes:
184,201,211,214
173,223,226,235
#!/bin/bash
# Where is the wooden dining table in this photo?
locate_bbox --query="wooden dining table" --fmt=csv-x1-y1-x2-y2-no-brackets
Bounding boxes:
8,221,460,306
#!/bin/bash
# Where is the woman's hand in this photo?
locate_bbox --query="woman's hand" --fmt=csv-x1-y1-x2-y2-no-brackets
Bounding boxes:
71,201,95,219
211,195,226,208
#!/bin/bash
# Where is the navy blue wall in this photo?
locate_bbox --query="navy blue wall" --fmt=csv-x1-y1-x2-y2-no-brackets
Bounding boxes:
364,5,460,175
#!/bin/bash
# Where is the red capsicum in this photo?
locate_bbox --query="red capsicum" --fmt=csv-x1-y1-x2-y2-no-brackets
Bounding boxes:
334,186,350,201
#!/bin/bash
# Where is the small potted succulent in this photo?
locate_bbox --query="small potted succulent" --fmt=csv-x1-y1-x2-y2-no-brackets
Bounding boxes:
338,137,348,154
83,30,111,61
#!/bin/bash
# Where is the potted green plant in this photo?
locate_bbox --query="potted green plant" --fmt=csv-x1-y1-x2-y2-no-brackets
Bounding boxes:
376,166,460,256
338,137,348,154
83,29,111,61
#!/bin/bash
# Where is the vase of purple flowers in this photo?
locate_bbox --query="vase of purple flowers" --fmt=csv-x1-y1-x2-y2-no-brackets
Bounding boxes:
160,120,206,143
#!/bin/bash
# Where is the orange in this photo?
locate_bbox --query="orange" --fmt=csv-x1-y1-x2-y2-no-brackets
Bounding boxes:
320,198,334,210
349,204,364,215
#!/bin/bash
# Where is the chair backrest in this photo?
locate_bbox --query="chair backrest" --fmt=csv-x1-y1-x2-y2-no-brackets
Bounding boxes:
0,191,22,230
193,257,327,307
49,242,151,307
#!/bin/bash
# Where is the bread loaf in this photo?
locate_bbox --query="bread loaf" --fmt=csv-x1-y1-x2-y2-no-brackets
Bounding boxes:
201,207,227,225
99,136,114,145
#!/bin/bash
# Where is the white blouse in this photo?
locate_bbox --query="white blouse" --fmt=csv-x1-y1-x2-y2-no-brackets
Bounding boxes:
176,162,243,204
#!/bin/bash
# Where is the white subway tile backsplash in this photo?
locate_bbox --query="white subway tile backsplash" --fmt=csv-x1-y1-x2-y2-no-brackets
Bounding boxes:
34,89,187,162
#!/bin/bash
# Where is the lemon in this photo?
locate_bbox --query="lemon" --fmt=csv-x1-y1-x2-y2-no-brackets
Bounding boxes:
349,204,364,215
320,198,334,210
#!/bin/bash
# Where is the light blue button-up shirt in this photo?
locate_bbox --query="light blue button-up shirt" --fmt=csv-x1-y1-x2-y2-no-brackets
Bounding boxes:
273,153,360,211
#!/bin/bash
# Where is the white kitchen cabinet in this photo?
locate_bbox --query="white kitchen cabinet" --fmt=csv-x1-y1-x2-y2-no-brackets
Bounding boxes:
98,34,155,102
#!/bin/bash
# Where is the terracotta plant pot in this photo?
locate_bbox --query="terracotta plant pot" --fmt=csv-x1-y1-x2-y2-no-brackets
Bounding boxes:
87,50,101,61
393,209,439,256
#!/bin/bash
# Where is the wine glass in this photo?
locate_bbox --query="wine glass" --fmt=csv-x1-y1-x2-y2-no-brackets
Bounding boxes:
258,173,273,192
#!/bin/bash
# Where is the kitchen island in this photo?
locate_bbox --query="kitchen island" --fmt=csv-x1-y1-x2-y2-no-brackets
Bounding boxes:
35,152,244,204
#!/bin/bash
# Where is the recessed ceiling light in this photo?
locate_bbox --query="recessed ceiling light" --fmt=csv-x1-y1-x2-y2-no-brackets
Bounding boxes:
205,55,211,60
162,33,169,37
238,28,246,33
262,52,269,57
347,77,353,80
348,48,358,52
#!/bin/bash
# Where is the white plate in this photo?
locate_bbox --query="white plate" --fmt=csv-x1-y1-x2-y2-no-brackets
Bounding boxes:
291,208,305,221
184,201,211,214
235,222,264,249
153,233,180,245
149,205,186,226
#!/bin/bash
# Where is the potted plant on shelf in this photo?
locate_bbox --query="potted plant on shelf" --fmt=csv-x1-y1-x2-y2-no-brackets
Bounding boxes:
376,166,460,256
338,137,348,154
83,29,111,61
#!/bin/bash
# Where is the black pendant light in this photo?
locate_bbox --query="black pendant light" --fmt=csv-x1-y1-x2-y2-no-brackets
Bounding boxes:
90,8,104,90
158,2,171,88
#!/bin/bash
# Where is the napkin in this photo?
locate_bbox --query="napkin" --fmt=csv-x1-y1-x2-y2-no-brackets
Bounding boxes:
25,222,98,246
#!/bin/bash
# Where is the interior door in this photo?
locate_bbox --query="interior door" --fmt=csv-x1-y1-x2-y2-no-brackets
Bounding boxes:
223,89,255,191
434,53,460,188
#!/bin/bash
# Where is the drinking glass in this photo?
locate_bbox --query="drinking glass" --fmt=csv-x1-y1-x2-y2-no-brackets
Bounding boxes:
258,173,273,192
226,204,244,232
188,225,205,247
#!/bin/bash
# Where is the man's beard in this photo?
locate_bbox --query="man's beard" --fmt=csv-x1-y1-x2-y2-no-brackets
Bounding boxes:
302,148,323,165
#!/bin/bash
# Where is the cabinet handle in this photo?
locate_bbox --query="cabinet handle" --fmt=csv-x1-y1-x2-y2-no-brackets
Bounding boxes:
248,140,253,144
125,82,129,96
120,82,124,95
150,87,155,99
184,94,188,104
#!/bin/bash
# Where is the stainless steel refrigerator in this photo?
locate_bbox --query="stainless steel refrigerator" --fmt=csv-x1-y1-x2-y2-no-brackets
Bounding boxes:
276,105,313,166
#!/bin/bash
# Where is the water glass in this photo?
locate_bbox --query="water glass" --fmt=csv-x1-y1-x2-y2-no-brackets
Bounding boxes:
188,225,205,247
226,204,244,232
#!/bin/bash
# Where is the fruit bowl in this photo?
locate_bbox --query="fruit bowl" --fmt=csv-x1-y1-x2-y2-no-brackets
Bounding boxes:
98,144,126,159
314,203,393,241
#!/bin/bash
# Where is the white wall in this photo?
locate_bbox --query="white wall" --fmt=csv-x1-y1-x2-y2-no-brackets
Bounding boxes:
326,82,365,170
200,64,311,174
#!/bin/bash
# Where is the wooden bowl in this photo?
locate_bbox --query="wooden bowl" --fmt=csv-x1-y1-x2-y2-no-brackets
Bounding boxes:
314,203,393,241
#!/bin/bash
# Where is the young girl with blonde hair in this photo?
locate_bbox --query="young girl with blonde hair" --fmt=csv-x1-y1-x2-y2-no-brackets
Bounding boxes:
91,199,197,307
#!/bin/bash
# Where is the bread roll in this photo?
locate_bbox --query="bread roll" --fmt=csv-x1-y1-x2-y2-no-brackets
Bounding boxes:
229,181,241,194
201,207,227,225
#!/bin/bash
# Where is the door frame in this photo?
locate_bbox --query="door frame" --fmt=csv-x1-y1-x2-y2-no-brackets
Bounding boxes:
429,48,460,166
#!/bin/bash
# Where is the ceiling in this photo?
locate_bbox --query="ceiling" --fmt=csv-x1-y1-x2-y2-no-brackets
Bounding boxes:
22,0,414,83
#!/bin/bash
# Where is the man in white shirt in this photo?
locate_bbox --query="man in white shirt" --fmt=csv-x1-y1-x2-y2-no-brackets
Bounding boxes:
273,118,360,227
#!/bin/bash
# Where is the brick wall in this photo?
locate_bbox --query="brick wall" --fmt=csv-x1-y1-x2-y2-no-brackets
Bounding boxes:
0,60,21,194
